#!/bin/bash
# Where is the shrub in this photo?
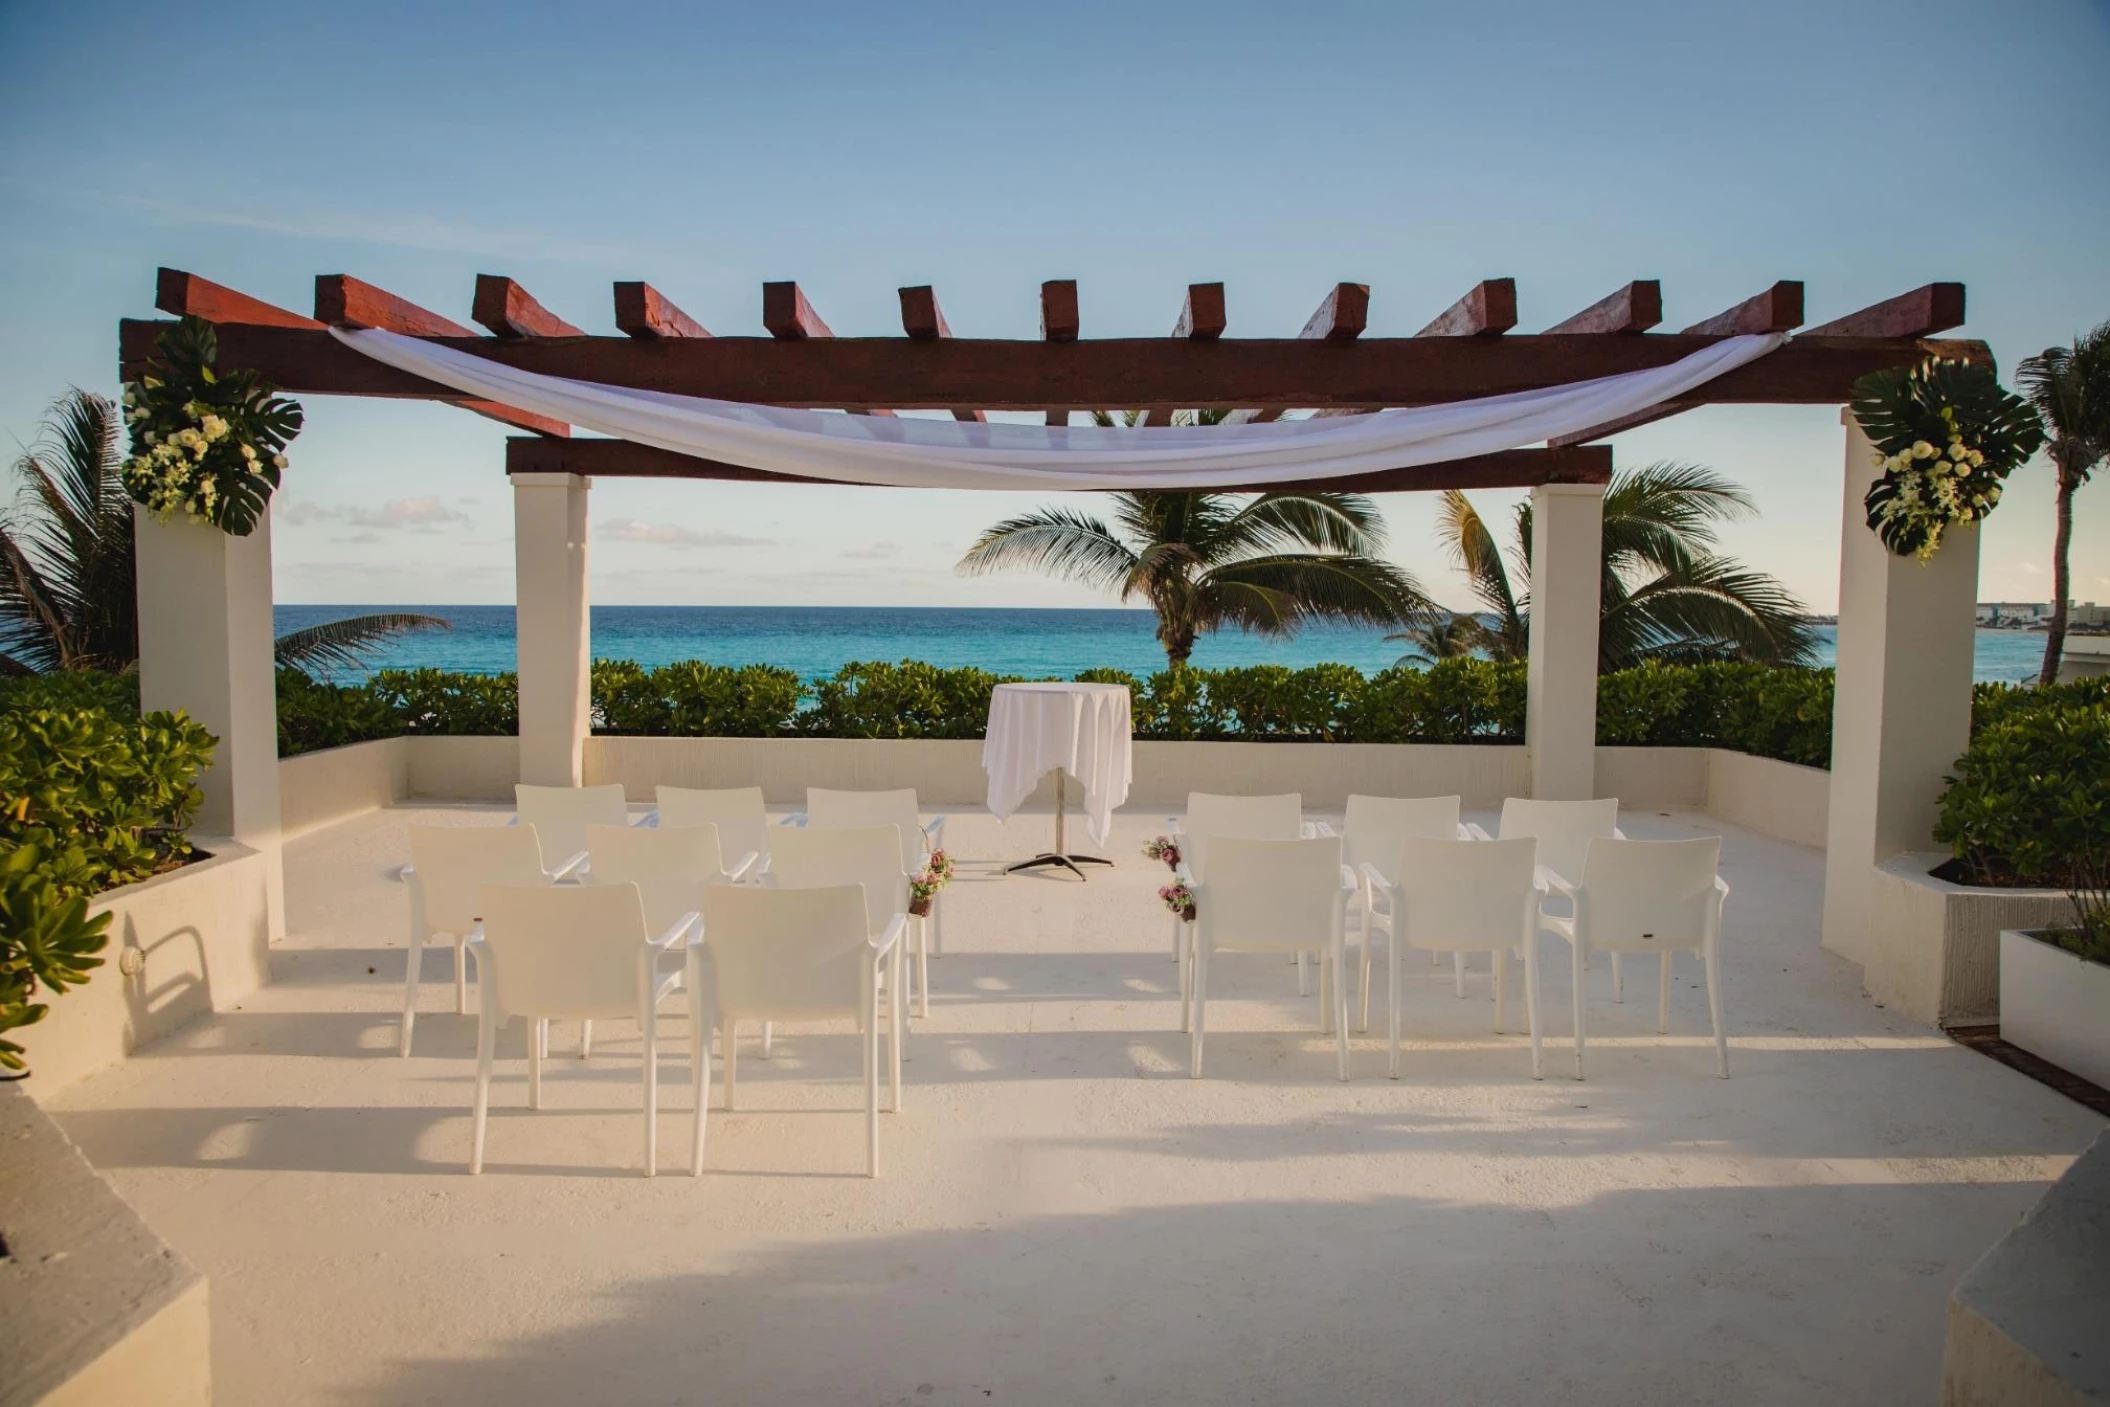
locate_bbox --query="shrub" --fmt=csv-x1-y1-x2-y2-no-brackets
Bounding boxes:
0,671,140,717
276,668,403,756
0,844,114,1072
806,660,1023,739
1206,663,1366,740
593,660,803,737
1594,662,1832,767
1934,696,2110,888
366,669,519,736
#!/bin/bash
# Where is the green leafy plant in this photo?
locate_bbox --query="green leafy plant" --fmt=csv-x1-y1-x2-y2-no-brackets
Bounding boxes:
365,669,519,736
806,661,1024,740
592,660,803,737
0,391,140,673
122,316,303,535
1934,697,2110,888
0,843,113,1074
1851,357,2045,561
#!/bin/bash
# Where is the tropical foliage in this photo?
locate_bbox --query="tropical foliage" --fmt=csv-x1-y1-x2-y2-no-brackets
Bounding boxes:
958,489,1429,666
1935,686,2109,890
1436,461,1818,672
2016,322,2110,685
1850,357,2044,562
121,316,301,535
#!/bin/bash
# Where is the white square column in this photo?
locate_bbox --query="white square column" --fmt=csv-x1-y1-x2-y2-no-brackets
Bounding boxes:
513,472,591,788
1526,482,1605,800
134,507,284,938
1821,412,1980,966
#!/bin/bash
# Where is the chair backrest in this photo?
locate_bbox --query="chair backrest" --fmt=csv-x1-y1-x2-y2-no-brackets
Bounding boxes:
701,883,873,1020
477,882,651,1020
1194,835,1343,951
1342,794,1462,880
407,825,549,936
515,783,630,867
807,788,925,868
769,825,907,938
1498,797,1620,881
585,823,720,935
1183,792,1302,879
656,785,770,862
1392,836,1538,953
1577,836,1723,953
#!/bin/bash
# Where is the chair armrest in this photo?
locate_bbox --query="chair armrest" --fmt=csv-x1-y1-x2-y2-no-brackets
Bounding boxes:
1168,817,1185,836
396,863,415,882
724,851,761,883
1309,820,1337,839
1173,861,1196,887
650,911,702,950
872,912,909,957
1613,826,1628,840
1357,861,1393,894
1536,865,1578,899
1339,864,1358,895
923,815,949,848
1464,821,1494,841
781,812,808,828
1714,875,1731,899
637,808,660,829
549,850,591,882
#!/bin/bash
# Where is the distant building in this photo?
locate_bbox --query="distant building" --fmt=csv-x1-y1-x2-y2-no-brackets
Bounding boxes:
1976,601,2049,624
2071,602,2110,629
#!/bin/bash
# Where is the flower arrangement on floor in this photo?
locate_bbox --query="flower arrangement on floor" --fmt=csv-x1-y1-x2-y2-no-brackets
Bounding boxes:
1158,880,1195,922
1143,835,1181,870
908,848,955,917
122,315,303,536
1850,357,2044,562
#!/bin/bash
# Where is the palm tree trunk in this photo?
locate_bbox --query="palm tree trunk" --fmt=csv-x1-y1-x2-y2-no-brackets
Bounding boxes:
2038,465,2077,687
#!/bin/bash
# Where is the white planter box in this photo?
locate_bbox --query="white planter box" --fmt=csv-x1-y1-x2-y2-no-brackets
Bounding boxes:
2001,927,2110,1089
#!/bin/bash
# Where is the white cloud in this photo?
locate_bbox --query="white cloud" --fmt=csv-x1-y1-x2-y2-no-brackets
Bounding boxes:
282,495,474,532
599,518,773,548
2014,561,2043,576
843,540,901,560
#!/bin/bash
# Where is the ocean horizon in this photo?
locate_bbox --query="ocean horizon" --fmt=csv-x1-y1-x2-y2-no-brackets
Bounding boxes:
275,604,2052,685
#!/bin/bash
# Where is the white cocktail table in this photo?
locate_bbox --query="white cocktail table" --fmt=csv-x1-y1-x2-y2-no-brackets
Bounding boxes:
982,682,1133,880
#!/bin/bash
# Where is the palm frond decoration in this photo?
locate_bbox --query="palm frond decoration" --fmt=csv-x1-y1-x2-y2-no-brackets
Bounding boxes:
274,614,451,678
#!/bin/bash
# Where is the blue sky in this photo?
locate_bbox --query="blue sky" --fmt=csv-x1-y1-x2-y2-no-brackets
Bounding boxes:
2,0,2106,612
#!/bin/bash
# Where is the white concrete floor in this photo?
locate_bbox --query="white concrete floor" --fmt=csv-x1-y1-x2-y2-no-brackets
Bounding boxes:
48,804,2105,1406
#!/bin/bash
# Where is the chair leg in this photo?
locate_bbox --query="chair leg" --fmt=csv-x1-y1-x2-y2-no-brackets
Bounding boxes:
761,1021,774,1059
1571,939,1587,1081
1357,897,1374,1034
931,890,944,958
689,984,711,1177
643,998,658,1178
724,1024,738,1110
538,1018,549,1061
581,1019,594,1060
453,938,467,1015
1188,940,1209,1078
1388,940,1402,1080
1494,947,1507,1034
1705,944,1728,1078
1332,934,1350,1082
470,1007,496,1174
400,929,426,1057
916,914,930,1019
1659,952,1673,1035
864,995,880,1178
1524,938,1544,1081
890,952,905,1113
1179,921,1193,1035
1319,947,1332,1034
1171,911,1182,963
528,1011,543,1111
1454,951,1466,998
1613,952,1624,1004
1297,950,1309,998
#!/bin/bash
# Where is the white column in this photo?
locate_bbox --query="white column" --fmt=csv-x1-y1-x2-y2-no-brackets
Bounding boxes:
134,507,284,938
513,472,591,788
1526,482,1605,800
1821,412,1980,965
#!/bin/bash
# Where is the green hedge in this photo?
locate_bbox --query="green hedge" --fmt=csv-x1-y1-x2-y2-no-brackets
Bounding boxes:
1936,687,2110,888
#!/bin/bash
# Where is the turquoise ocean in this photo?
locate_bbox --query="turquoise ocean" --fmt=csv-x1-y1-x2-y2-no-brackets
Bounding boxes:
274,605,2048,685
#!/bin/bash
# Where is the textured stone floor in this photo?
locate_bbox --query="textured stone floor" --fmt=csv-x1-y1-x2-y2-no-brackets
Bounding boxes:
48,802,2105,1406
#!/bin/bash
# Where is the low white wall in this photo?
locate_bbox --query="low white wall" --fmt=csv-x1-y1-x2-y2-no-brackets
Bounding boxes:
18,840,273,1097
0,1085,211,1407
1941,1128,2109,1406
1594,746,1707,808
1858,854,2072,1027
1704,748,1830,850
279,736,410,839
406,734,520,801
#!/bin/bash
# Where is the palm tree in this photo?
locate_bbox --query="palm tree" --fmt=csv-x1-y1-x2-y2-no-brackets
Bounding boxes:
959,488,1430,667
1,390,449,678
1437,461,1818,672
1387,609,1487,666
2017,321,2110,686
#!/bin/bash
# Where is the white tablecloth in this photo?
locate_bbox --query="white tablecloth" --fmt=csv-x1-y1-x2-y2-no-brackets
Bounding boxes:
982,683,1133,846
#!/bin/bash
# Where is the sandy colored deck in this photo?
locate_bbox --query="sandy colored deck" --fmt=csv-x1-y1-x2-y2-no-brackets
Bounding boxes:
47,804,2104,1406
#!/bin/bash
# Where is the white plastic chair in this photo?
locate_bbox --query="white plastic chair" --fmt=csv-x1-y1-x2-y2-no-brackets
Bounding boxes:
771,823,925,1020
1181,834,1353,1081
1169,792,1306,992
804,789,949,956
1366,836,1544,1080
1340,794,1470,1027
1495,796,1631,999
687,883,905,1177
514,783,631,876
1539,836,1729,1080
402,825,583,1057
467,881,696,1176
654,786,770,875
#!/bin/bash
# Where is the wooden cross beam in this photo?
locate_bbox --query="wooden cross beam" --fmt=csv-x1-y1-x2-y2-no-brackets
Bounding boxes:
1220,282,1369,426
1802,282,1965,338
1137,283,1227,427
1544,280,1663,335
1042,280,1080,426
763,282,893,416
471,276,585,339
1414,279,1517,338
899,286,985,422
613,282,711,339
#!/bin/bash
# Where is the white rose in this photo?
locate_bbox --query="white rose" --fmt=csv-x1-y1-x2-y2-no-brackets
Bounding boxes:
272,454,288,470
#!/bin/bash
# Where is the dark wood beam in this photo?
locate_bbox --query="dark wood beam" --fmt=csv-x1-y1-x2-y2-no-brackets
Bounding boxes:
899,287,984,422
506,435,1611,492
1544,280,1662,335
472,275,585,339
1222,283,1370,426
1041,280,1080,425
1680,280,1804,336
1415,279,1517,338
121,319,1986,412
1137,283,1229,426
613,282,711,339
762,281,891,416
157,267,322,328
1801,282,1965,338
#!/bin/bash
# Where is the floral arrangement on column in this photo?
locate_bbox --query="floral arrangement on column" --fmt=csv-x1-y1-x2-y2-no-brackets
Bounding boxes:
1158,880,1196,922
908,849,955,917
1850,357,2043,562
122,315,302,536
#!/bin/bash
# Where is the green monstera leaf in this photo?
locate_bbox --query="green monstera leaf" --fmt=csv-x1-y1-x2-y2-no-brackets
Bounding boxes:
1851,358,2045,559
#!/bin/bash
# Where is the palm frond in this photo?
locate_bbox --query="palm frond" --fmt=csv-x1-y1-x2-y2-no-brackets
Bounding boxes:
274,613,451,677
1386,609,1487,666
1217,490,1388,557
955,507,1140,594
1436,489,1522,643
1601,556,1818,669
0,391,137,672
1202,553,1430,635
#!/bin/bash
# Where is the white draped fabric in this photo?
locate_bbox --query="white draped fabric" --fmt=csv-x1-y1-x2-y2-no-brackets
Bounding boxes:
329,327,1784,491
982,683,1132,845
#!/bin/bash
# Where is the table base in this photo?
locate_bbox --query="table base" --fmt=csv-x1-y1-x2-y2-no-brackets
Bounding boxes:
1005,852,1115,880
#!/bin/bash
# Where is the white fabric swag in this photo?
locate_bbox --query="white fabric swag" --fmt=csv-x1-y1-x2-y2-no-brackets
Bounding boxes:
329,326,1785,491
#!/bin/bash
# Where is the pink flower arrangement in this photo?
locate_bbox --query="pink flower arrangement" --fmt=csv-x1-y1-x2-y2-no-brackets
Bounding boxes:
1159,881,1195,922
909,849,955,917
1143,835,1182,871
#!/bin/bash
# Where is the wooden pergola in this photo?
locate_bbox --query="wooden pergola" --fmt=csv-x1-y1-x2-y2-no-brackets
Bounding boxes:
122,265,1984,984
